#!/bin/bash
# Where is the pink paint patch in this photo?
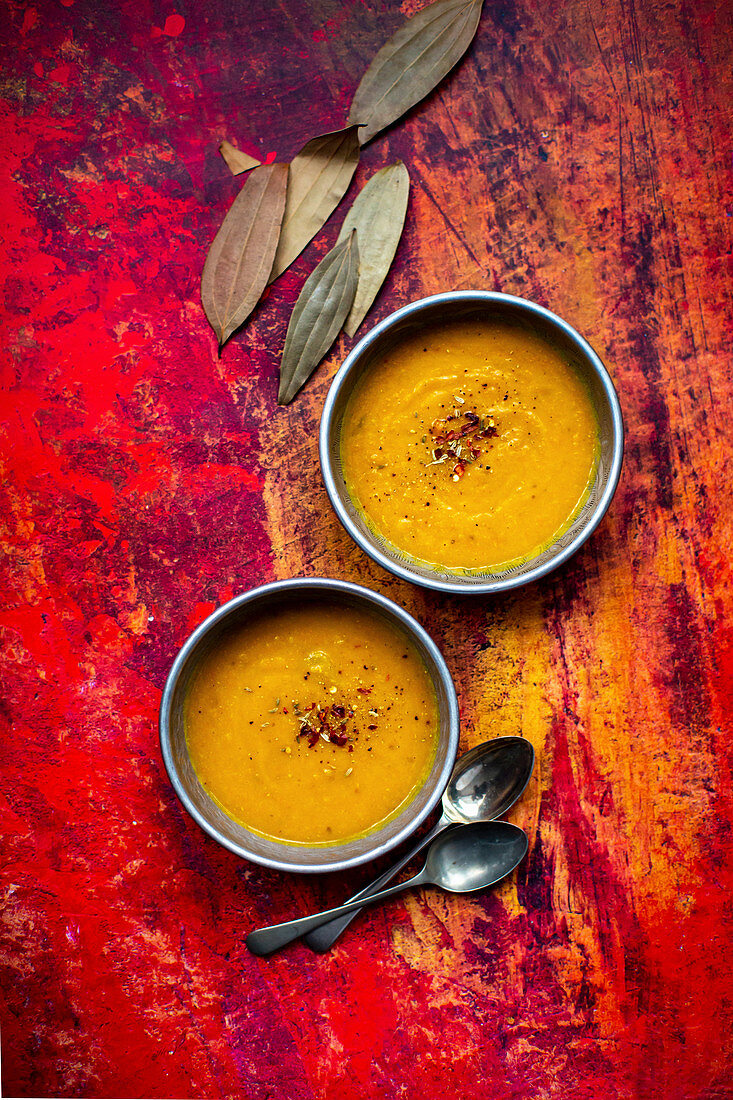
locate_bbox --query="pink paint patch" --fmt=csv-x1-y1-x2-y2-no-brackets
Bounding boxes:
48,64,71,86
163,14,185,36
20,8,38,35
33,61,44,77
264,151,277,164
59,0,74,6
186,602,217,634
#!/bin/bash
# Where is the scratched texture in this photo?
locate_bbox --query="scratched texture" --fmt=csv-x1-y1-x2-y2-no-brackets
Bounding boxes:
2,0,732,1096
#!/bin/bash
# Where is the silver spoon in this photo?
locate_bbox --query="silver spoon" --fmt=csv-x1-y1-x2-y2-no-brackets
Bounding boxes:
304,735,534,952
246,821,528,956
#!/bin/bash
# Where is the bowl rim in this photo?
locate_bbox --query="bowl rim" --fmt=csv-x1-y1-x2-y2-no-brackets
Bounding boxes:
320,290,625,595
159,576,460,873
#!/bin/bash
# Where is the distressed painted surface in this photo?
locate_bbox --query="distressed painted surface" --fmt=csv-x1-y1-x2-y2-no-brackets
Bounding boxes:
1,0,732,1096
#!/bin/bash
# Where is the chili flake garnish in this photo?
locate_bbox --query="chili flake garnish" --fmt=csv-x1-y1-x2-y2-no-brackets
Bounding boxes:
296,699,369,750
426,406,498,480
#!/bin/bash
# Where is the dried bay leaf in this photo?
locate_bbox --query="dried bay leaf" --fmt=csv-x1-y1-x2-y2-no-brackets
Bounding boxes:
269,126,360,283
201,162,288,351
278,231,359,405
219,141,261,175
336,162,409,337
348,0,484,145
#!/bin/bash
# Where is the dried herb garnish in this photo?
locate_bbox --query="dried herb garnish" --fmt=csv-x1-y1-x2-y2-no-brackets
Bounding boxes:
219,141,260,175
336,161,410,337
201,162,288,351
427,406,498,479
269,126,360,283
277,231,359,405
348,0,484,145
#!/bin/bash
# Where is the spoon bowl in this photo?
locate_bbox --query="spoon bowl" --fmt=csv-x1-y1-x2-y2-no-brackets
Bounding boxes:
424,820,529,892
443,737,534,824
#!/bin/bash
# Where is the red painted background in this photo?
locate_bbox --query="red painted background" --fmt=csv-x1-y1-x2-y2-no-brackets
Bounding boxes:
2,0,732,1096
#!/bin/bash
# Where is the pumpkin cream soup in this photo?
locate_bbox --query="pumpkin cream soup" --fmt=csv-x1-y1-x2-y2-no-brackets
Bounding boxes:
342,318,600,572
185,602,438,846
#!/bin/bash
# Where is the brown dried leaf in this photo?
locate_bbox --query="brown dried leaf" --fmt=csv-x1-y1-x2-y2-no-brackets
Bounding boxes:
348,0,484,145
336,162,410,337
268,126,360,283
278,231,359,405
201,162,288,351
219,141,261,175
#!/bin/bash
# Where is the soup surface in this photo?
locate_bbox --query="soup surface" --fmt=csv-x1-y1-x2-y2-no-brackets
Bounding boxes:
185,601,439,846
341,318,600,572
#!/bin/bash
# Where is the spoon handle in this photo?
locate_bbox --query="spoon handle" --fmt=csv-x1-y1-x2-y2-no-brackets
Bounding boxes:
246,868,431,957
303,815,449,953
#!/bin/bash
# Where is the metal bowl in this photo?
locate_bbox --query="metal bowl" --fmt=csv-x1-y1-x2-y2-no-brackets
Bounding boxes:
159,578,459,874
320,291,624,595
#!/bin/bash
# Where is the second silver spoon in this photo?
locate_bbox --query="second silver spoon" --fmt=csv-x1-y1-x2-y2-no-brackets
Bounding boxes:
247,821,529,957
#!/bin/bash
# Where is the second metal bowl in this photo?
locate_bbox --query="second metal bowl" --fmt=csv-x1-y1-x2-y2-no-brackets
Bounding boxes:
320,291,624,595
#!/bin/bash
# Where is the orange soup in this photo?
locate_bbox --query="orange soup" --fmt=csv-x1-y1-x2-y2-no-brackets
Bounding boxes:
185,601,438,846
341,318,600,572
